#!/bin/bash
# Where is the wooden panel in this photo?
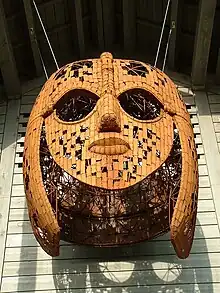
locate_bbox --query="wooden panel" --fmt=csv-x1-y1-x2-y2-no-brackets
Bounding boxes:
21,75,44,95
9,208,29,221
1,285,216,293
0,113,6,124
182,95,195,105
215,132,220,143
3,251,220,278
136,19,169,59
196,91,220,237
95,0,104,51
0,285,217,293
208,87,220,95
0,99,20,288
57,26,76,65
210,103,220,113
11,184,25,196
1,252,219,293
199,175,210,187
1,265,219,292
0,133,3,144
212,113,220,123
3,237,220,263
216,49,220,84
74,0,85,57
193,124,201,134
13,173,25,185
95,0,118,51
214,122,220,132
10,197,27,209
136,0,171,61
209,7,220,74
187,105,197,114
191,0,217,87
0,123,4,134
136,0,167,24
197,146,205,156
208,94,220,104
23,0,43,76
0,104,6,160
0,123,5,133
21,95,37,105
80,0,97,52
0,0,20,95
1,251,220,292
102,0,115,49
198,164,208,176
198,187,212,199
32,0,76,70
181,3,198,35
0,104,7,115
5,0,35,81
123,0,136,55
20,104,33,114
168,0,179,69
176,2,199,73
190,115,199,124
54,0,67,26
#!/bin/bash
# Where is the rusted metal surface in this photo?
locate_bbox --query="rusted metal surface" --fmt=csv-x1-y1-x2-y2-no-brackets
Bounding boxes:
23,52,198,258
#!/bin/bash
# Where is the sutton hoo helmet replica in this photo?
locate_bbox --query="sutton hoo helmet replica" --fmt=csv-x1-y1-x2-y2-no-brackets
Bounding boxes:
23,52,198,259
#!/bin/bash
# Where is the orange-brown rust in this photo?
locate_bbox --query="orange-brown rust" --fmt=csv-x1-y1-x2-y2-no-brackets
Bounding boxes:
23,52,198,258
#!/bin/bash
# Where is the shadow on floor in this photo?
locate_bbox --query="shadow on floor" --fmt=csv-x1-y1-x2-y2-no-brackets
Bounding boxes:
52,220,213,293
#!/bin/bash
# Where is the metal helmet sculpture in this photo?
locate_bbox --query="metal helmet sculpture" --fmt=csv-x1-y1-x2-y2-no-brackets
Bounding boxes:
23,52,198,258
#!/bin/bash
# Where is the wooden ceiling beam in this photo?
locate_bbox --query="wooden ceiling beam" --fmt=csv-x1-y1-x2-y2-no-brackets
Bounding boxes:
0,0,20,97
95,0,104,51
23,0,43,77
74,0,85,58
191,0,217,88
95,0,115,52
168,0,179,70
123,0,136,56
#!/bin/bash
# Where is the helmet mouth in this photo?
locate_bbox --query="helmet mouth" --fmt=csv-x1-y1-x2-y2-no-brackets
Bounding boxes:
89,137,130,155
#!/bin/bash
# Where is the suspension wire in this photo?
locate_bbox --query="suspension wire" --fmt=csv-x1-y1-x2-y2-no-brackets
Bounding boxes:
162,28,172,72
154,0,171,68
32,0,59,70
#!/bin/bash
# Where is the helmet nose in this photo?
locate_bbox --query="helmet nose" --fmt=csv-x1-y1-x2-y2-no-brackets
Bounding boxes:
97,52,121,133
97,94,121,133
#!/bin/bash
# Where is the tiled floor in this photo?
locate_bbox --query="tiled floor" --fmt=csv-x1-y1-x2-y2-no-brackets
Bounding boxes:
1,76,220,292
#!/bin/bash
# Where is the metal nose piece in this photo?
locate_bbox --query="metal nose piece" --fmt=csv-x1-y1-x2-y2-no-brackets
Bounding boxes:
97,52,121,133
99,113,121,133
97,95,121,133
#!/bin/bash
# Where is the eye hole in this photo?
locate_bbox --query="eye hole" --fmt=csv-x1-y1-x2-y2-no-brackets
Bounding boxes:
118,89,162,120
54,89,98,122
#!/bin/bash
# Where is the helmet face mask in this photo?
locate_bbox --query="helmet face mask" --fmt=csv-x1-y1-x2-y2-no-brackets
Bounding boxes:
23,52,198,258
45,87,174,189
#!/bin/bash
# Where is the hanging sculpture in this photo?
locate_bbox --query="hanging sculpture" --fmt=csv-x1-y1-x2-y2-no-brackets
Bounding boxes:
23,52,198,258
